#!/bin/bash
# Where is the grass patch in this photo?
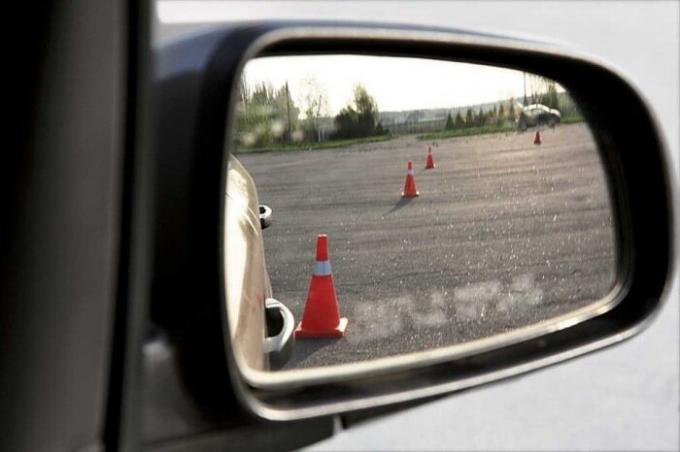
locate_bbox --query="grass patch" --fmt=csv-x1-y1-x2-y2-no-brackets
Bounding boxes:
235,134,394,154
416,124,517,141
417,117,586,141
561,115,586,125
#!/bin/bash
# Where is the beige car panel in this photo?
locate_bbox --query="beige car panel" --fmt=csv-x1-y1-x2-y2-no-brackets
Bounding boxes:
225,155,272,372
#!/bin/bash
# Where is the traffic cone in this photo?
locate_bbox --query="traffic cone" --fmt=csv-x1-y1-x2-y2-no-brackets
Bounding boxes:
294,234,348,339
402,160,419,197
425,146,435,169
534,130,542,145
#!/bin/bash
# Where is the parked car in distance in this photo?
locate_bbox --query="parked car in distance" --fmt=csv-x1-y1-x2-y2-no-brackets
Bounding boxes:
518,103,562,130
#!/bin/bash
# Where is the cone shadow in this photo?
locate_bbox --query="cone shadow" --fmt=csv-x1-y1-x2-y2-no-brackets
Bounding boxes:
385,196,415,215
284,338,341,369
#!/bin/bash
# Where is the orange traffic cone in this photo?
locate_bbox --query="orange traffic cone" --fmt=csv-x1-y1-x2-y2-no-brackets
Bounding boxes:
402,160,419,198
534,130,542,145
294,234,348,339
425,146,435,169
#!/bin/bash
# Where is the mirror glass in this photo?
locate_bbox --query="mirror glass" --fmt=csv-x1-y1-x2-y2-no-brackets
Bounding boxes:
224,54,617,378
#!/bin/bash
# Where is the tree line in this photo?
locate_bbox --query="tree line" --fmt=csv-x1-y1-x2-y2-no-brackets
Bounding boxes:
235,74,386,148
443,101,518,131
235,72,569,147
235,79,304,147
332,85,386,139
442,78,564,132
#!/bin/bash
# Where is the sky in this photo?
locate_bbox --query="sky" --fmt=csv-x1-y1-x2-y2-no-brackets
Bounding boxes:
243,55,557,117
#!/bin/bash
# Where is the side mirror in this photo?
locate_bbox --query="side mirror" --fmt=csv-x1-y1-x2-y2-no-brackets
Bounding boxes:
149,21,673,436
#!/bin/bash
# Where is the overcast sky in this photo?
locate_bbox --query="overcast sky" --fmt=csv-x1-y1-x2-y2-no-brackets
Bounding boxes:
243,55,554,116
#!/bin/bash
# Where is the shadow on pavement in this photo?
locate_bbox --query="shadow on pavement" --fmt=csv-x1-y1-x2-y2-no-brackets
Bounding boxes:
284,338,342,369
385,196,415,215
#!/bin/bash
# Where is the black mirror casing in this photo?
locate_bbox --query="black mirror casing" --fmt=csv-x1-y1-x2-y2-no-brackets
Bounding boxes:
146,22,674,449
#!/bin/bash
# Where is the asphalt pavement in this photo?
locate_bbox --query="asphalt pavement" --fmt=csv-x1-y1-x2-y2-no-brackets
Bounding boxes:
237,123,616,369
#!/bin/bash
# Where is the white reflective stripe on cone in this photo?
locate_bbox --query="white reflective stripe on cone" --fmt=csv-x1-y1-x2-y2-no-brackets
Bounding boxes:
314,260,332,276
407,169,414,175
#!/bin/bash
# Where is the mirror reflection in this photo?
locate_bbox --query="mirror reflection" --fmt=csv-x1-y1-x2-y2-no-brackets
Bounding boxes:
225,55,617,375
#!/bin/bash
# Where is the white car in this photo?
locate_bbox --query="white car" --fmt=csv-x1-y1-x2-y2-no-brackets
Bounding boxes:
518,103,562,130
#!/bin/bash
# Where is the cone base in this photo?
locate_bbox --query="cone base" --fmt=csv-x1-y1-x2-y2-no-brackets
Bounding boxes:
294,318,348,339
425,164,435,169
401,191,419,198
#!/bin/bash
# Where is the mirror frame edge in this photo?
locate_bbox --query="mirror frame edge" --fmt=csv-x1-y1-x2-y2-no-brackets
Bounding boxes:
150,21,674,425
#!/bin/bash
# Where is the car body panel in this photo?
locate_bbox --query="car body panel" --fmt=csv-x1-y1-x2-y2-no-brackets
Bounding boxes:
225,155,272,372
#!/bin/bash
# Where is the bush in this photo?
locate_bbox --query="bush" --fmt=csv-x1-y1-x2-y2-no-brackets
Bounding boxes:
333,84,382,139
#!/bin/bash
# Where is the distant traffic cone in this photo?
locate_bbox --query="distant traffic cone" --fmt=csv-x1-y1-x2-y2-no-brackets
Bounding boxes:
534,130,542,145
402,160,419,197
425,146,436,169
294,234,348,339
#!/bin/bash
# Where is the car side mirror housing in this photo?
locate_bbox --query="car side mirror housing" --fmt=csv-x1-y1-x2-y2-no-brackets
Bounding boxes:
148,21,674,436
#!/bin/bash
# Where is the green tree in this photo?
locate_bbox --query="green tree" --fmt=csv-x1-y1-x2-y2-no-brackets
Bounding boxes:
235,79,302,147
465,108,474,128
528,74,559,108
334,106,358,139
272,83,299,142
299,75,328,142
445,112,454,130
236,82,275,146
333,84,381,139
454,111,465,128
354,84,380,136
541,83,559,109
498,103,506,120
477,107,485,126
